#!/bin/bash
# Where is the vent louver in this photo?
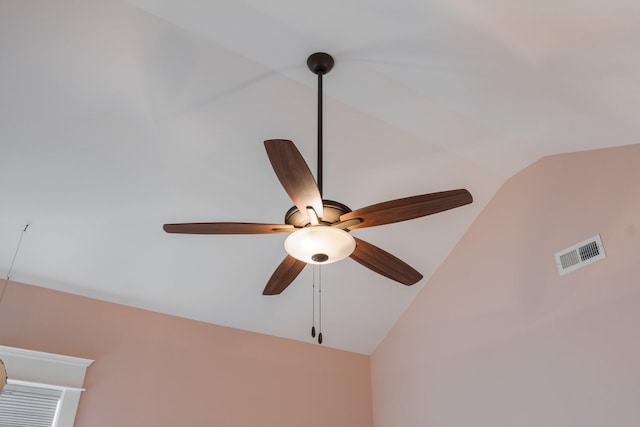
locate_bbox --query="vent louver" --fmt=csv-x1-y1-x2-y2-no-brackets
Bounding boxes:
555,234,606,275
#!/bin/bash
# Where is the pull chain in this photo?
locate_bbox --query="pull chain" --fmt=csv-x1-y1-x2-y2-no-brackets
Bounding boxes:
311,264,316,338
310,264,324,344
318,264,323,344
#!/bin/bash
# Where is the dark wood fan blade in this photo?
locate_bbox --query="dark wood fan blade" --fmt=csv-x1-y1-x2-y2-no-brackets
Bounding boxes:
264,139,324,220
263,255,307,295
340,189,472,230
350,237,423,285
163,222,294,234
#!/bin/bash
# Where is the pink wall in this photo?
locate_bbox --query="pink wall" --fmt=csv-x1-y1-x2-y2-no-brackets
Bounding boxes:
371,144,640,426
0,282,373,426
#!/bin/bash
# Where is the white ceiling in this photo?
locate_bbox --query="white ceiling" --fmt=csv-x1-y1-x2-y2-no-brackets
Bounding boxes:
1,0,638,354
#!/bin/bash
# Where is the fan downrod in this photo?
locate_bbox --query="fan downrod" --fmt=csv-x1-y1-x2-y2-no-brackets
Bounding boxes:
307,52,334,75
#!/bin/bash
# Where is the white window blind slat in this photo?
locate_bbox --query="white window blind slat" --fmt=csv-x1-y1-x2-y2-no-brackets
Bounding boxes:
0,383,62,427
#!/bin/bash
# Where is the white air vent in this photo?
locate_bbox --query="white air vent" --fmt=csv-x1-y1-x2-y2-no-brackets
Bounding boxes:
555,234,606,275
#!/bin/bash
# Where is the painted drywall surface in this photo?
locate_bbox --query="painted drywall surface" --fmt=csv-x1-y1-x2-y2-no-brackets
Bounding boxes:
371,144,640,427
0,282,373,427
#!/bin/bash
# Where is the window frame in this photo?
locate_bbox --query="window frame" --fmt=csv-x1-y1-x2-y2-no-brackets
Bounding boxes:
0,345,93,427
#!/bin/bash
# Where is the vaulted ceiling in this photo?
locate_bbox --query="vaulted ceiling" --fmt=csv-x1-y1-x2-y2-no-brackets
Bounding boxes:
2,0,638,354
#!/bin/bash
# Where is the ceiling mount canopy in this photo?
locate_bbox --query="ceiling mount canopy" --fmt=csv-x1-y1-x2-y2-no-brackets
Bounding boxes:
163,52,474,295
307,52,334,75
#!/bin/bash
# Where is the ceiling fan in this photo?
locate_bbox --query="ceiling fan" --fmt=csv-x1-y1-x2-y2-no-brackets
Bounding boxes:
163,52,472,295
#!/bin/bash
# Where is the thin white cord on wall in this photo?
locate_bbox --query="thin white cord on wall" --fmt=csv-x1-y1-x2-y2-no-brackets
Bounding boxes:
0,224,29,306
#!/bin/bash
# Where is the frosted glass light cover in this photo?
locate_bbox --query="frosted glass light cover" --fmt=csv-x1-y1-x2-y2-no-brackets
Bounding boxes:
285,226,356,264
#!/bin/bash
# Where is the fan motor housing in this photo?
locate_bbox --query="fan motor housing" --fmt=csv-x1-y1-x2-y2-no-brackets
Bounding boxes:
285,200,351,227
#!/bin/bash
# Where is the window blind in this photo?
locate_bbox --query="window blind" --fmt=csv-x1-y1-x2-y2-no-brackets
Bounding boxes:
0,383,62,427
